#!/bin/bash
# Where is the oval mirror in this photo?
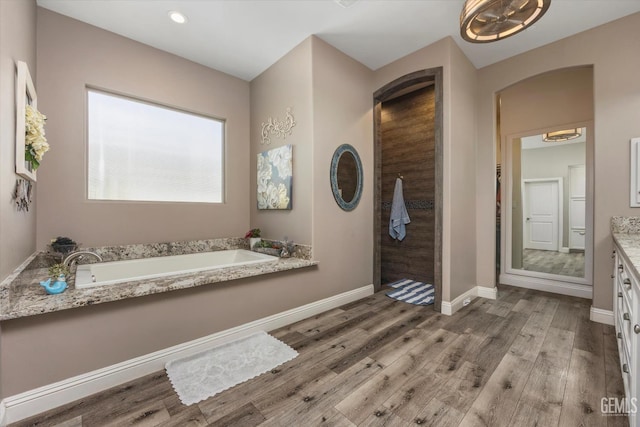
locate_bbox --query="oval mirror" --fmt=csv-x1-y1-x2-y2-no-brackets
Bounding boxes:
330,144,363,211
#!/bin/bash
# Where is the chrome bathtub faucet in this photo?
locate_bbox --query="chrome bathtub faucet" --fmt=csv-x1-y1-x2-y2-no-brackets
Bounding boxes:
62,251,103,269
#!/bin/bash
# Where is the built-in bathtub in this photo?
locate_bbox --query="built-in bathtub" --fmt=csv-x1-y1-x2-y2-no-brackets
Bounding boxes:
74,249,278,289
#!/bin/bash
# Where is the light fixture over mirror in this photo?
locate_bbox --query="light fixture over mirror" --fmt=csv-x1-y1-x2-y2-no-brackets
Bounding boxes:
460,0,551,43
542,128,582,142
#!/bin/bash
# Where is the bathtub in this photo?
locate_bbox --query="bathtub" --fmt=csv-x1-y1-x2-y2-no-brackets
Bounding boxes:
74,249,278,289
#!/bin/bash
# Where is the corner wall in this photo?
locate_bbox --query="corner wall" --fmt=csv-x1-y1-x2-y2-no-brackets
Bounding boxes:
249,35,374,301
35,8,251,249
249,39,313,243
1,33,374,399
0,0,37,282
373,37,478,302
476,12,640,310
310,37,374,295
0,0,38,401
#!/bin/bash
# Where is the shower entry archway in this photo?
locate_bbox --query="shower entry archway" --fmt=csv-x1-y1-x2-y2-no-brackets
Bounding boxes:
373,68,443,312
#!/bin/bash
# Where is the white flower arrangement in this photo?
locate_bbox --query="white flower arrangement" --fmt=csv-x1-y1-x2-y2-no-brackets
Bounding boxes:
24,104,49,170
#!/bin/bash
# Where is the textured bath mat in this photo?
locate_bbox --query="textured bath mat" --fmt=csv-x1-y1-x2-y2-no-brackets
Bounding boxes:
386,279,435,306
165,331,298,405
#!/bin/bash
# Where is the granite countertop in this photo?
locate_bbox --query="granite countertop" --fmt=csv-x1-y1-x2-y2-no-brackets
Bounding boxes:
0,238,317,321
613,233,640,280
612,216,640,280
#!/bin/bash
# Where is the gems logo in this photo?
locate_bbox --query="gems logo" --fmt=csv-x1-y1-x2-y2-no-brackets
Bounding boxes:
601,397,638,415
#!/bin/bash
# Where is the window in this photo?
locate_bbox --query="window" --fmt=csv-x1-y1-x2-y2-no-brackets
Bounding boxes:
87,89,224,203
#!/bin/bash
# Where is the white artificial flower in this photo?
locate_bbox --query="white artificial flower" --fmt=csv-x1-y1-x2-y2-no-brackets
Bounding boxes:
277,183,290,209
257,154,272,193
24,105,49,168
257,190,269,209
268,146,292,178
265,182,280,209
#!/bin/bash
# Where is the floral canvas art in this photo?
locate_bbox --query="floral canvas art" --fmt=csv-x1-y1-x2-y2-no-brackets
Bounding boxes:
258,145,292,210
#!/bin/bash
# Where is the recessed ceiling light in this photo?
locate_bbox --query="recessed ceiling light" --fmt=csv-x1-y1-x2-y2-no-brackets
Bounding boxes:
168,10,187,24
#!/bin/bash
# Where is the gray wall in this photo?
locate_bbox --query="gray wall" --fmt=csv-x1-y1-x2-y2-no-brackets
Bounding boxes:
0,0,38,400
35,8,251,249
0,0,37,283
1,20,374,397
476,13,640,311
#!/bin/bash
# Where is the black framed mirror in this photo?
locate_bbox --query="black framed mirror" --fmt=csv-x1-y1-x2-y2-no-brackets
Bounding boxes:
330,144,363,211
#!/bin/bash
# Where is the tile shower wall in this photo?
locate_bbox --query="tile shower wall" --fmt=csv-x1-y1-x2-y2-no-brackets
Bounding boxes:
380,86,435,285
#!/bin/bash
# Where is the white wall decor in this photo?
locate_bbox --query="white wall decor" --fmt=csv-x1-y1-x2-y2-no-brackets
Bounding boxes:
15,61,39,181
260,107,295,144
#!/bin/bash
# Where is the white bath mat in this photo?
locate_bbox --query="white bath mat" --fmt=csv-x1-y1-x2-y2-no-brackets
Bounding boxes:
165,331,298,405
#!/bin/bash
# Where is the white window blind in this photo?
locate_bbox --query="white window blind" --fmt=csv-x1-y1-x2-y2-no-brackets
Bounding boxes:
87,89,224,203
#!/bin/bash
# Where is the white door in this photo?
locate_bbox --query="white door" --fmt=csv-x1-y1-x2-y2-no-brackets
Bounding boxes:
524,180,559,251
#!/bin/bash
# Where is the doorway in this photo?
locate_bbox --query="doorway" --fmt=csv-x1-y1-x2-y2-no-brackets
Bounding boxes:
523,178,561,252
501,125,592,297
373,68,443,312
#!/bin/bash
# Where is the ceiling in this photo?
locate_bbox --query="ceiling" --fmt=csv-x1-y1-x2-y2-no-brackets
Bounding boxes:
36,0,640,82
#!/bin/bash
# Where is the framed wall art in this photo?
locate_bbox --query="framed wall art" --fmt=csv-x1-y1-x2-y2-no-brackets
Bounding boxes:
257,144,292,210
15,60,48,182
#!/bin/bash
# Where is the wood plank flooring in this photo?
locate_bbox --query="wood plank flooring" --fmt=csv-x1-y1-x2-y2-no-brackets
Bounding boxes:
10,285,626,427
522,249,585,278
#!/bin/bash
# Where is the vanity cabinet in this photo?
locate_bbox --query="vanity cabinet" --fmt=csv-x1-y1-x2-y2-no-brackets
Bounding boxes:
613,244,639,426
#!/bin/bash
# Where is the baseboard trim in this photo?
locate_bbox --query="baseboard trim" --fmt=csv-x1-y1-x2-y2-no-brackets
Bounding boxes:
590,306,614,325
559,247,570,254
500,274,592,299
477,286,498,299
441,286,497,316
0,400,6,427
0,284,374,425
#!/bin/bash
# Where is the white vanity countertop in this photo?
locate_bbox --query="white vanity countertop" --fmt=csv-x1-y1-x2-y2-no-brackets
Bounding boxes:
0,239,317,321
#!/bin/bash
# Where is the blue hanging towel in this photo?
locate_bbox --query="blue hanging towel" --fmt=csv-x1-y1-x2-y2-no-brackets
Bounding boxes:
389,177,410,240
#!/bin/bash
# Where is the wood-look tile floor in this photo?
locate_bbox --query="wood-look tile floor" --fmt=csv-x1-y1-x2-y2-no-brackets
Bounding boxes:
11,285,626,427
522,249,585,278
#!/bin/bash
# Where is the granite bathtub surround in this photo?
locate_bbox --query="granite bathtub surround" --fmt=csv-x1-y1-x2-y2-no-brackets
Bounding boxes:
0,238,316,321
612,216,640,283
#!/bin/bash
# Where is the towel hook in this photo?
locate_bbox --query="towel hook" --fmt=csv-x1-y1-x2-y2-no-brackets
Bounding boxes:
398,173,404,179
